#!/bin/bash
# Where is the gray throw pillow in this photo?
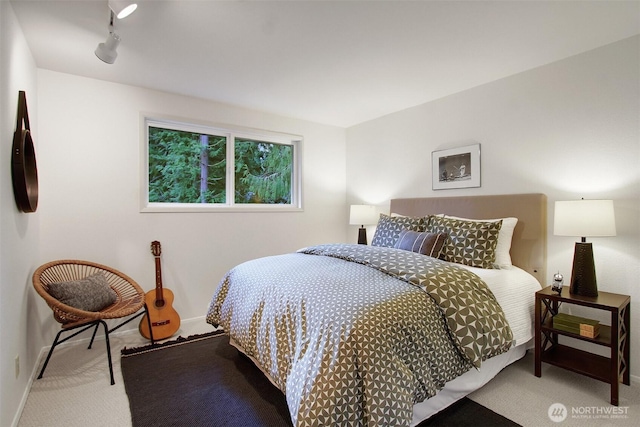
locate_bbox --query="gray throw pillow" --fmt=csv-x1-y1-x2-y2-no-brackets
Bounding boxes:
48,272,117,312
371,214,425,247
427,216,502,268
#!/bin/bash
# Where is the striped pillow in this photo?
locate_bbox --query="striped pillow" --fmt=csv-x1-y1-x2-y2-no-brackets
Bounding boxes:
393,230,447,257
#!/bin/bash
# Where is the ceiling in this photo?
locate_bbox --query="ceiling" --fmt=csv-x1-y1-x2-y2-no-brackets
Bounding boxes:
10,0,640,128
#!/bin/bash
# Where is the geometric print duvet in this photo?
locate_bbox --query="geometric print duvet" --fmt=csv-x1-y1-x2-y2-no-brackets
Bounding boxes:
206,244,513,427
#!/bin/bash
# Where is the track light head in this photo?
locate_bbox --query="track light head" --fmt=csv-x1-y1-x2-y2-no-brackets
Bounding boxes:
95,32,121,64
109,0,137,19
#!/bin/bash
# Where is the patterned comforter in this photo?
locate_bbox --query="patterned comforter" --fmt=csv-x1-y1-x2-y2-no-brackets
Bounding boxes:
206,244,513,427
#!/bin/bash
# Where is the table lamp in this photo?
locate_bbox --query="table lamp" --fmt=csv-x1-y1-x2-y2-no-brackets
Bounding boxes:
349,205,377,245
553,199,616,297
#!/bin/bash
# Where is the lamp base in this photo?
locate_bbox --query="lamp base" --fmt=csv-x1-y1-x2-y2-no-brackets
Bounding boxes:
569,242,598,297
357,227,367,245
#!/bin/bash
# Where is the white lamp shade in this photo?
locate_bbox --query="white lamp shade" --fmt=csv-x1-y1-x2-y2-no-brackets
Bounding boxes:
554,199,616,237
349,205,377,226
109,0,138,19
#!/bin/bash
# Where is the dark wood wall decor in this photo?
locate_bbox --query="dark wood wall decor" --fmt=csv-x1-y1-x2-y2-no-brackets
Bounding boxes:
12,91,39,213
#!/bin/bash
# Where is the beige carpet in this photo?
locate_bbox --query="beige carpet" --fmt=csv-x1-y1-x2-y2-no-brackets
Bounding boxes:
469,352,639,427
18,319,639,427
18,319,214,427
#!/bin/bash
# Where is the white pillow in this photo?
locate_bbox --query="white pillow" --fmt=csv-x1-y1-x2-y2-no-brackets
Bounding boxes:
444,215,517,269
391,213,445,218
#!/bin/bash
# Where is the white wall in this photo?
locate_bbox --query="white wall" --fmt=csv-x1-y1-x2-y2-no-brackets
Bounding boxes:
1,2,40,426
33,69,347,339
346,36,640,375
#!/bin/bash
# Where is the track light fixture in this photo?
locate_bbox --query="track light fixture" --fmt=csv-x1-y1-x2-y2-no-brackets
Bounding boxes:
95,10,120,64
95,1,135,64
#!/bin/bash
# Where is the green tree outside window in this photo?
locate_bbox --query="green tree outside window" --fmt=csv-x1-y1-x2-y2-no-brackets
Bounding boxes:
148,125,296,206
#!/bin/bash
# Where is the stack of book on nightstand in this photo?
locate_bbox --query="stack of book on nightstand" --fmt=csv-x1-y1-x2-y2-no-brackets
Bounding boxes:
553,313,600,338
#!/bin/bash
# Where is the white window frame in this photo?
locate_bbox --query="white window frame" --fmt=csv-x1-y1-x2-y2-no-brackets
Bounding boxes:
141,116,303,212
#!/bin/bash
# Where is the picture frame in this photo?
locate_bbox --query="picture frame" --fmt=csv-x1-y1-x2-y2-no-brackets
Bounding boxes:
432,143,480,190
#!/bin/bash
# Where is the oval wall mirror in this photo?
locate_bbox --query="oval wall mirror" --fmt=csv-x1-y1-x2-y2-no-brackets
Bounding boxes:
12,91,39,213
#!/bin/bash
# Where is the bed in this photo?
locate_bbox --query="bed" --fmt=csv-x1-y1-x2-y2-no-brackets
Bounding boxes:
207,193,547,426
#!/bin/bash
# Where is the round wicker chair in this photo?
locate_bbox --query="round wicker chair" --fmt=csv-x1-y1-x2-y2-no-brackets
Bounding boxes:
33,260,153,385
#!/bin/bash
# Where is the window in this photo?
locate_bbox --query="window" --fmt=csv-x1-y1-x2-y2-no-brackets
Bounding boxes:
142,118,302,212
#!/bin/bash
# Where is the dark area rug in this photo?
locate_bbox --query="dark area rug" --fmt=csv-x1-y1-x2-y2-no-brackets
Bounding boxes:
121,331,520,427
417,395,521,427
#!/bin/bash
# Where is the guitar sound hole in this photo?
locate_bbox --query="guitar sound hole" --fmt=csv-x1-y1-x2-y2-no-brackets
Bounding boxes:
155,300,165,308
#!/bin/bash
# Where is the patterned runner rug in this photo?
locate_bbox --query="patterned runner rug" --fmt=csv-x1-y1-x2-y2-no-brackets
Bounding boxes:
120,331,519,427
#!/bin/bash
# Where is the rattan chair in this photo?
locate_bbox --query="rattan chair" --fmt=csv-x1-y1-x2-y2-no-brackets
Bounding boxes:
33,260,154,385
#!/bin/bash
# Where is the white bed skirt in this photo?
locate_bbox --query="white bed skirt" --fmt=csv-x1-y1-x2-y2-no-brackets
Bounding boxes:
410,341,527,426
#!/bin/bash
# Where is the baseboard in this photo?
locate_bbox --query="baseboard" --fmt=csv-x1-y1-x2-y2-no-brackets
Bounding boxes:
11,345,46,427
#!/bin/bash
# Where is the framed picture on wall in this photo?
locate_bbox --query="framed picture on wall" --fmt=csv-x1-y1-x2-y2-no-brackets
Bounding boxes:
432,143,480,190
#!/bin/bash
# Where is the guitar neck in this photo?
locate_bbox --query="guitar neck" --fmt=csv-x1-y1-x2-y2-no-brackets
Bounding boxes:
154,256,164,303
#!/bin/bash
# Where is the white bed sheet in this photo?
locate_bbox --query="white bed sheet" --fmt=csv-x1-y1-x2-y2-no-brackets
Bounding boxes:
461,264,542,346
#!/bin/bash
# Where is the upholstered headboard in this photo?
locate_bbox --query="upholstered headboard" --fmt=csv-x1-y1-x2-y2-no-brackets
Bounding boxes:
390,194,547,285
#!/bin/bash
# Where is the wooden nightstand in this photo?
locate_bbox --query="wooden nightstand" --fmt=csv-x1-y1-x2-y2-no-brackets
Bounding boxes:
535,286,630,406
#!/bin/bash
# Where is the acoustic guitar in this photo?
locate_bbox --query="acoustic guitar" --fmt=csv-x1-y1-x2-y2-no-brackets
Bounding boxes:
139,241,180,340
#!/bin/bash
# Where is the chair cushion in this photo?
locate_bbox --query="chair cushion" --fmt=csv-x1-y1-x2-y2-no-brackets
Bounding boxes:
48,272,117,312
